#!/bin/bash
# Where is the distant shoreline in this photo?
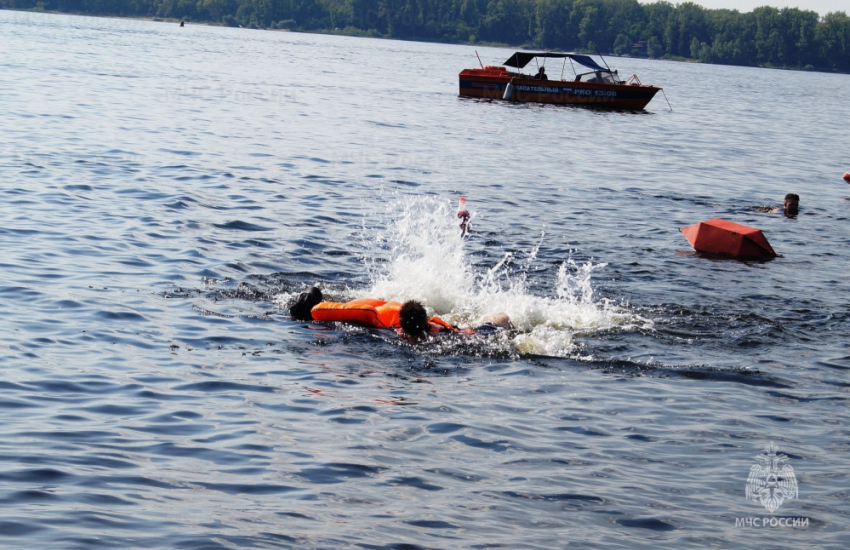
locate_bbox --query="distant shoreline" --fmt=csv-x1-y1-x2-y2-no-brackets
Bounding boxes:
2,6,846,76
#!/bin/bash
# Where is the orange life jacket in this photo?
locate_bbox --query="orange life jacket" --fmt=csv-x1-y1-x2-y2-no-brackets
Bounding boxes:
311,298,457,333
426,316,457,333
311,298,400,328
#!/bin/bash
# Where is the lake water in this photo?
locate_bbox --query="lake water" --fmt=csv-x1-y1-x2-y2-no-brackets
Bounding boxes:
1,9,849,549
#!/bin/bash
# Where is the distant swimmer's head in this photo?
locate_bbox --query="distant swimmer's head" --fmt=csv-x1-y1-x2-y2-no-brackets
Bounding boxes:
784,193,800,217
399,300,429,338
291,286,322,320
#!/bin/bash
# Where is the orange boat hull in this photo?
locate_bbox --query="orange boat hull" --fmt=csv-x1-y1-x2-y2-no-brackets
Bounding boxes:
680,218,776,258
459,68,660,110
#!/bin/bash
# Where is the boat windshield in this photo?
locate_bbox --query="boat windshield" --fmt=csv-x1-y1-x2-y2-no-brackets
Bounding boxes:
599,72,618,84
581,70,621,84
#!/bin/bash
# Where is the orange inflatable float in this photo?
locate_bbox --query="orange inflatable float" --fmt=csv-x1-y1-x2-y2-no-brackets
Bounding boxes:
680,218,776,258
311,298,457,333
843,172,850,183
311,298,400,327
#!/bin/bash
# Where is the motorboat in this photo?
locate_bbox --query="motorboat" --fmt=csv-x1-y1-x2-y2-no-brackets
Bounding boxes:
459,51,661,110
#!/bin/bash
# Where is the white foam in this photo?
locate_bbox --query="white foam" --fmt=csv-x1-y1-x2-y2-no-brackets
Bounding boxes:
357,196,649,357
366,197,473,313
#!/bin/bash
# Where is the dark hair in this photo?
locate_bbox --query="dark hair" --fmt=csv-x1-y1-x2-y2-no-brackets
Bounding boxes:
290,287,322,320
784,193,800,216
399,300,429,337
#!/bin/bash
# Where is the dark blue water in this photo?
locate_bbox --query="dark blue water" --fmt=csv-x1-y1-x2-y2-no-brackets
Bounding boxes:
1,9,849,549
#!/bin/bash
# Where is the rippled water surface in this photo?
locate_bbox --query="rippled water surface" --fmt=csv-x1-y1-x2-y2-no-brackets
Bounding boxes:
2,10,850,549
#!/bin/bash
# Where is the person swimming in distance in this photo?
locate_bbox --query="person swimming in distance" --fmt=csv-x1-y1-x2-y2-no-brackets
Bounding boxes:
290,287,512,340
770,193,799,217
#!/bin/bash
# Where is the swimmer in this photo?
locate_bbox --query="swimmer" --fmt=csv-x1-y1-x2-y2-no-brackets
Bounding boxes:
395,300,513,339
770,193,799,218
290,287,511,340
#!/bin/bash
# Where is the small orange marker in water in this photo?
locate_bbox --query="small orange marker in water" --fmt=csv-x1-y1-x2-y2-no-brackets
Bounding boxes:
457,197,470,235
843,172,850,183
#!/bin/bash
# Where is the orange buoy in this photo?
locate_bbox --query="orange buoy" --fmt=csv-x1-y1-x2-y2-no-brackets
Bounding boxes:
843,172,850,183
680,218,776,258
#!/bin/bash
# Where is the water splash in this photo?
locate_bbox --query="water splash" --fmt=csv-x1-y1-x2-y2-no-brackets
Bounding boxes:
366,196,474,313
357,196,648,357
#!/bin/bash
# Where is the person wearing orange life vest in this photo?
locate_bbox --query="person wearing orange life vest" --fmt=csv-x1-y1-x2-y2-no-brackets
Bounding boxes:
290,287,511,339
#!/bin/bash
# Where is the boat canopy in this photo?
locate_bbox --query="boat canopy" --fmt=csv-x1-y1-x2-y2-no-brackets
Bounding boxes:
503,52,610,73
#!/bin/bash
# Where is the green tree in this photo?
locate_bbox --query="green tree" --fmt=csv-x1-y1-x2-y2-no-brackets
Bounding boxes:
2,0,848,73
646,35,662,57
690,35,700,58
613,32,630,55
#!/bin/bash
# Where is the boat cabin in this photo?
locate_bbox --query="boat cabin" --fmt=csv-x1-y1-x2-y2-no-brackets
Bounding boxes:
500,52,621,84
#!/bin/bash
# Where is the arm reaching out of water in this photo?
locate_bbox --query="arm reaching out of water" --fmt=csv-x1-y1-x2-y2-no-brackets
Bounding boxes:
457,197,471,235
481,312,514,330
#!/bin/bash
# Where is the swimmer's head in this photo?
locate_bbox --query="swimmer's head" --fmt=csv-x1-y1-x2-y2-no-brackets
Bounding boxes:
784,193,800,217
291,286,322,320
399,300,429,338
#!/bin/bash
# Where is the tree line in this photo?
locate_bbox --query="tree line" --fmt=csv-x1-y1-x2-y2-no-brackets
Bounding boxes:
3,0,849,72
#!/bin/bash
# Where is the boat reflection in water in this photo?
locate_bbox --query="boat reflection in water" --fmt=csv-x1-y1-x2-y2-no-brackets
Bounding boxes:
459,51,661,110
